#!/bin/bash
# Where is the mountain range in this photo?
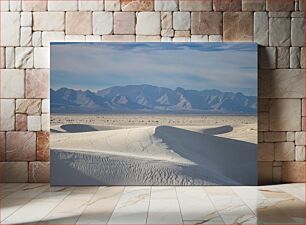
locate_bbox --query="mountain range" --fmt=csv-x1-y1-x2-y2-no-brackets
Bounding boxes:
51,84,257,114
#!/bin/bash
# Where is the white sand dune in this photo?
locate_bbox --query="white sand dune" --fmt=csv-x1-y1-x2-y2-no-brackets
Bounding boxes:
51,122,257,143
51,125,257,186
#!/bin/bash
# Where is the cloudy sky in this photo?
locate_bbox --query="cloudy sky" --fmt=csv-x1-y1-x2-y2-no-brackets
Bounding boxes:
51,42,257,96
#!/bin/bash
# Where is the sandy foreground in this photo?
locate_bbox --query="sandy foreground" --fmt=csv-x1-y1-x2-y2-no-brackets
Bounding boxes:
51,114,257,186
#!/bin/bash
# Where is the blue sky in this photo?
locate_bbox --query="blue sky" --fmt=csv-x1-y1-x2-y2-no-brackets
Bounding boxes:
51,42,257,96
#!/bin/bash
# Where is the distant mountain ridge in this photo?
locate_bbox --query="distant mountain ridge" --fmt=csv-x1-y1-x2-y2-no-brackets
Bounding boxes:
51,84,257,114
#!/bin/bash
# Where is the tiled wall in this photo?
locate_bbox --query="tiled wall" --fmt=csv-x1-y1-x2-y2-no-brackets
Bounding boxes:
0,0,305,184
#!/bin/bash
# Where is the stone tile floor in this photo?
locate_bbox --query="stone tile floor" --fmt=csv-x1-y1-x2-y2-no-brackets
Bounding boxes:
0,183,305,224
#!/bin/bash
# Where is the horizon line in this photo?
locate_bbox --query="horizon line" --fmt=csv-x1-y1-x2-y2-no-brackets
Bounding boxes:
50,84,257,97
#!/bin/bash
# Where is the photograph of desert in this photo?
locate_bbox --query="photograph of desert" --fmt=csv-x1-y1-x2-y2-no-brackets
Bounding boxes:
50,43,258,185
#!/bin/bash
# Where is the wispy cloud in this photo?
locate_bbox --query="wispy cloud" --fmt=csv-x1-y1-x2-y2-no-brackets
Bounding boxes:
51,43,257,96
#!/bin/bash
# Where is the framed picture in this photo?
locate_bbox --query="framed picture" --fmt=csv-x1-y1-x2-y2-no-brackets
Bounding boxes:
50,42,258,185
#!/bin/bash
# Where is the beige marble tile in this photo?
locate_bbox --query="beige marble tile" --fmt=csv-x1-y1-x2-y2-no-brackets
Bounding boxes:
5,184,49,199
242,197,275,213
231,187,266,201
76,186,124,224
0,183,28,199
209,195,257,224
0,184,304,224
277,184,305,202
176,187,216,221
147,187,183,224
40,189,96,224
2,197,65,224
205,186,236,196
1,198,33,222
39,205,85,224
108,186,150,224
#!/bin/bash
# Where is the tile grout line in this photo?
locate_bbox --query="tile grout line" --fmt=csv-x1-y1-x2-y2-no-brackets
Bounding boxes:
0,183,35,222
145,186,152,225
174,187,184,224
230,186,264,223
36,185,75,223
1,183,27,200
202,186,226,225
1,184,51,223
227,187,258,223
106,186,126,225
75,186,100,224
1,198,33,222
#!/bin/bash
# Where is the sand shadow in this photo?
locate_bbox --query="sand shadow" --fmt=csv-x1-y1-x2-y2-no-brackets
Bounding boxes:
56,124,126,133
154,126,257,185
200,125,233,135
60,124,99,133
